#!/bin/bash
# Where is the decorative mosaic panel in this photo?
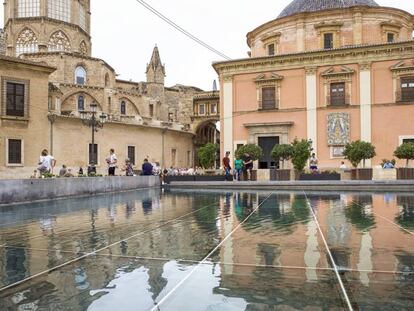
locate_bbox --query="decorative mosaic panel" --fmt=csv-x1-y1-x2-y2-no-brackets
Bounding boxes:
327,113,350,146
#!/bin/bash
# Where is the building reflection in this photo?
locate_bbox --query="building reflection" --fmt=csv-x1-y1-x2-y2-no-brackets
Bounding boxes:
0,190,414,310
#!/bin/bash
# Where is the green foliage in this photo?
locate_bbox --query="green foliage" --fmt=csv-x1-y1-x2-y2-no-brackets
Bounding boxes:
271,144,294,169
343,140,376,168
394,143,414,167
291,139,313,172
235,144,263,161
198,143,218,169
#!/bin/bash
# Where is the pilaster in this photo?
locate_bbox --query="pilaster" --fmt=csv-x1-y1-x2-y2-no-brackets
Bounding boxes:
222,74,234,164
359,62,372,166
305,66,317,154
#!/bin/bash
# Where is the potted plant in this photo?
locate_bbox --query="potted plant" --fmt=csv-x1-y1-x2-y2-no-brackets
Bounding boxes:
290,138,312,180
194,143,222,181
343,140,376,180
271,144,293,181
394,143,414,180
235,144,263,181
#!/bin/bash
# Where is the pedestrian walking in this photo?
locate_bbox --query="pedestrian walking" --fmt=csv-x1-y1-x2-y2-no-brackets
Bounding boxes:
234,157,243,181
223,151,232,181
243,153,253,181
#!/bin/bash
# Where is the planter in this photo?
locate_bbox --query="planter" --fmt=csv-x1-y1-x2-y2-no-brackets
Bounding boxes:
271,169,291,181
195,175,231,182
351,168,373,180
299,173,341,181
397,168,414,180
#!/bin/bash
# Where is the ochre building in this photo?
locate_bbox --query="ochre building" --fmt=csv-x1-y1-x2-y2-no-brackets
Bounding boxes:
0,0,204,178
214,0,414,170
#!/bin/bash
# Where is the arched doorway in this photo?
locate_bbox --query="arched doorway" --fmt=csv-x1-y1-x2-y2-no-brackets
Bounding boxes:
194,120,220,168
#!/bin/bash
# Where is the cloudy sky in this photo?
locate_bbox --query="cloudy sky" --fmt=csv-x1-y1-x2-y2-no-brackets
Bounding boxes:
0,1,412,90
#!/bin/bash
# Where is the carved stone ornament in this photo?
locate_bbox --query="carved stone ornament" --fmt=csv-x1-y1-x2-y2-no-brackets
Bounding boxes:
327,113,350,146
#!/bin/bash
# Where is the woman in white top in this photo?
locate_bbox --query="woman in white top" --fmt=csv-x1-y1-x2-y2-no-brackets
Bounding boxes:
38,149,56,175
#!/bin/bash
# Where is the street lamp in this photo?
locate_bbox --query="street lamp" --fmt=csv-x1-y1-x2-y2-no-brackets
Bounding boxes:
80,102,107,174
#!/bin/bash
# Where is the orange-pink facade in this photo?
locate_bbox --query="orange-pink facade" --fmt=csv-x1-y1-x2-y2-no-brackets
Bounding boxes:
214,4,414,169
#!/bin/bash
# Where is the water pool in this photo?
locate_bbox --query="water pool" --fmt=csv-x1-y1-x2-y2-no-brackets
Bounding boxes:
0,189,413,310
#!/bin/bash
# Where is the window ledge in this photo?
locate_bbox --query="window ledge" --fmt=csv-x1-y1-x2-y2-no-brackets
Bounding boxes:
1,116,29,122
258,108,279,112
6,164,24,167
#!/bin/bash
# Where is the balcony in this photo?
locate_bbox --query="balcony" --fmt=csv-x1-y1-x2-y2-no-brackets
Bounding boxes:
396,91,414,103
326,94,350,107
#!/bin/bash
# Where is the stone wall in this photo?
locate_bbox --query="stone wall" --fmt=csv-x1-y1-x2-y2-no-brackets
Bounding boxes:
0,176,160,205
0,29,5,55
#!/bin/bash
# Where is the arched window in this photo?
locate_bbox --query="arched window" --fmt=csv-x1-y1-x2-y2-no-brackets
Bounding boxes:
120,101,126,115
77,95,85,111
79,41,87,55
75,66,86,85
15,28,38,56
48,31,71,52
48,0,71,22
18,0,40,17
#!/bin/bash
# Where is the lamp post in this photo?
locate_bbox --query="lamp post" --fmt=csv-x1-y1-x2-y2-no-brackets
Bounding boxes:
80,102,107,173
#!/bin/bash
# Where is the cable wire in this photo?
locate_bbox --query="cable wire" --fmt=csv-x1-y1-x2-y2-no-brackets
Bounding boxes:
135,0,231,60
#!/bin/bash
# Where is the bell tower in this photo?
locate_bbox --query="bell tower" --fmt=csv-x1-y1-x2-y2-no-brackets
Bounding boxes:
3,0,92,56
146,45,165,85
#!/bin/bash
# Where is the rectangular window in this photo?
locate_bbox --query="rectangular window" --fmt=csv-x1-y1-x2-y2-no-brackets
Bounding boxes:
79,4,86,30
330,82,346,106
387,33,395,43
261,87,276,110
168,112,174,122
171,149,177,167
210,103,217,114
6,82,25,117
88,143,98,165
403,139,414,144
267,43,275,56
199,104,205,115
401,77,414,102
8,139,22,165
18,0,40,17
128,146,136,165
48,0,71,22
324,33,334,49
149,104,154,117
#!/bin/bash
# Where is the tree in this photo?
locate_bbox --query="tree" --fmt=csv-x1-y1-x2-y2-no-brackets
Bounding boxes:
198,143,217,169
394,143,414,167
235,144,263,161
271,144,293,169
291,139,312,172
343,140,376,168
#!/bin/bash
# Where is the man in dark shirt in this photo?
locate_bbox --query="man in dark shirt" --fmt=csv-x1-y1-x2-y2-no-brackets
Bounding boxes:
141,159,153,176
243,153,253,181
222,151,232,181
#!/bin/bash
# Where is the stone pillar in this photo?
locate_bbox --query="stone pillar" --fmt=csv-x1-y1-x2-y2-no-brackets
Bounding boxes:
359,62,372,167
222,75,234,164
306,67,318,154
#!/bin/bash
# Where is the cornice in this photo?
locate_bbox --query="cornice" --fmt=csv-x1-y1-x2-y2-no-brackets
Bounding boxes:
213,41,414,76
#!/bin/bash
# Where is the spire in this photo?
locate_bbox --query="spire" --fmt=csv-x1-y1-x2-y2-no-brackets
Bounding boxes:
146,45,166,84
212,80,217,91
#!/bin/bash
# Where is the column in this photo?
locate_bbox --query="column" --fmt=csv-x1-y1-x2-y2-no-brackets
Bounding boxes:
222,75,234,164
359,62,372,166
306,67,318,154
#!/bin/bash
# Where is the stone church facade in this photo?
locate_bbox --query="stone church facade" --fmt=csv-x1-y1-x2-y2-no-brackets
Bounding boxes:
0,0,203,178
214,0,414,170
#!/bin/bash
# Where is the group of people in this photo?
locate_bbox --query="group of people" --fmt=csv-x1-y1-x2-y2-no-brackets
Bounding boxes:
222,152,253,181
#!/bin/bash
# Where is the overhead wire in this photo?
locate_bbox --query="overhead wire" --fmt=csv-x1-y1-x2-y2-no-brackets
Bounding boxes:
134,0,231,60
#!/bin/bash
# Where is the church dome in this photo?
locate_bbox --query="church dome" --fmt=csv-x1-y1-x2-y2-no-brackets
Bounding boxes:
278,0,380,18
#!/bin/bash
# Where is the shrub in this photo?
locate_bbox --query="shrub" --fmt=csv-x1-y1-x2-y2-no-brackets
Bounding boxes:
343,140,376,168
235,144,263,161
291,139,312,172
394,143,414,168
198,143,218,169
271,144,293,169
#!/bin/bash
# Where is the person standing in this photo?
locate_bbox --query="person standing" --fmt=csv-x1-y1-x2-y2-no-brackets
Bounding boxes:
106,148,118,176
243,153,253,181
142,159,153,176
310,153,318,172
38,149,56,175
234,157,243,181
223,151,232,181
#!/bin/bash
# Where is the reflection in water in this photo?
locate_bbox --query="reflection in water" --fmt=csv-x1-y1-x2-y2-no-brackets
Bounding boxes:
0,190,414,310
